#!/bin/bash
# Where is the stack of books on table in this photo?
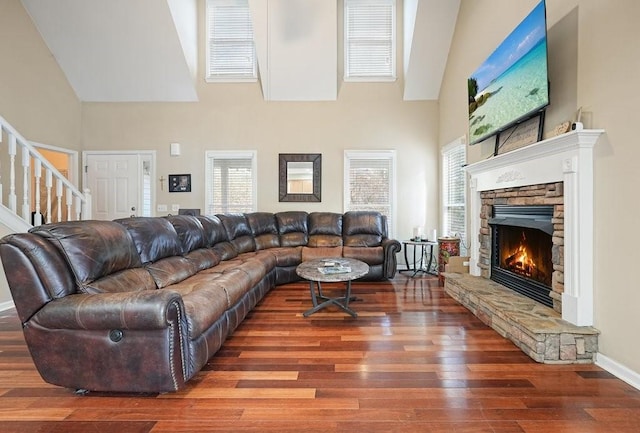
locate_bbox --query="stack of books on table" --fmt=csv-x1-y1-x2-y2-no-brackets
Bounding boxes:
318,260,351,274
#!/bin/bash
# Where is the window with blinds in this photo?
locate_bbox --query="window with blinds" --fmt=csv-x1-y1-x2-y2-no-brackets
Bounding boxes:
205,151,257,214
206,0,256,82
344,150,396,236
442,139,467,243
344,0,396,81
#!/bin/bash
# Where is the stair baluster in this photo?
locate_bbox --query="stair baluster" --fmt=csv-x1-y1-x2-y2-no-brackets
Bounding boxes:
0,113,91,229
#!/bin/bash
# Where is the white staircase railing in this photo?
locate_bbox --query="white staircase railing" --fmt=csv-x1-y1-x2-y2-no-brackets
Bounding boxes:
0,114,91,227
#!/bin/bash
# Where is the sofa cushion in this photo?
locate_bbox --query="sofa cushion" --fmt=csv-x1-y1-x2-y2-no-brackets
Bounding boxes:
199,259,243,274
87,268,158,294
307,212,343,247
146,256,199,289
30,220,155,294
116,217,205,288
218,213,256,254
275,211,309,247
342,246,384,265
264,246,302,267
196,215,229,246
301,246,343,262
165,215,208,253
236,251,277,285
246,212,280,250
211,268,254,307
184,248,222,271
343,211,385,247
196,252,273,281
197,215,238,260
115,217,183,263
190,265,253,308
165,215,222,271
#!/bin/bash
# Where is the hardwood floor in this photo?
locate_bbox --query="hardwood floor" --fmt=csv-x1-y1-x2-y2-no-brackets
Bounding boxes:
1,274,640,432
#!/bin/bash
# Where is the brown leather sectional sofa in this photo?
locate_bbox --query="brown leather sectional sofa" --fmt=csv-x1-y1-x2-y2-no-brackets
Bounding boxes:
0,211,400,393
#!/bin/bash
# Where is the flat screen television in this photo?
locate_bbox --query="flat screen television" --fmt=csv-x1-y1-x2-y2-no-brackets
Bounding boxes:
468,0,549,145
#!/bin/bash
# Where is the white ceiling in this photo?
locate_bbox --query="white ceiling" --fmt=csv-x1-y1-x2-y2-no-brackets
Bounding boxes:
21,0,459,103
21,0,199,102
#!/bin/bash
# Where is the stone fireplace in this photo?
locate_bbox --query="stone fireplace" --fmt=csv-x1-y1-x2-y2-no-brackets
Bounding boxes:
443,130,604,364
466,129,604,327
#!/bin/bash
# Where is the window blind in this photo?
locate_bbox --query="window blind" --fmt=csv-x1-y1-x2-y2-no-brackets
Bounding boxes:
344,151,396,236
206,0,256,81
442,142,466,241
344,0,396,80
206,152,256,214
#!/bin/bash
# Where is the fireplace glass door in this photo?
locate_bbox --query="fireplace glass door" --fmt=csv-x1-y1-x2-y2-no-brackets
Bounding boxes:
490,205,554,307
496,226,552,287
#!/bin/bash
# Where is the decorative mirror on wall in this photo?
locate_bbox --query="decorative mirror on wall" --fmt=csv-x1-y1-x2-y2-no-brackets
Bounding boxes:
279,153,321,202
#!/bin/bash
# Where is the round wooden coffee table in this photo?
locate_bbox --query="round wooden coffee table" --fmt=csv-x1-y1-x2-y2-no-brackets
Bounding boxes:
296,257,369,318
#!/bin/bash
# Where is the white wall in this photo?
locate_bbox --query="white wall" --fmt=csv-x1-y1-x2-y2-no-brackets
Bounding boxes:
0,0,81,147
0,0,82,306
81,83,439,242
439,0,640,385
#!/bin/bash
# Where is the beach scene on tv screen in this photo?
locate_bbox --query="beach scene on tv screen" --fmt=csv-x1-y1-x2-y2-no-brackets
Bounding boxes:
468,1,549,144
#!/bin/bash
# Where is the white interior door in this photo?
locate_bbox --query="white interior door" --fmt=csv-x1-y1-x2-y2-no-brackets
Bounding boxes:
84,153,141,221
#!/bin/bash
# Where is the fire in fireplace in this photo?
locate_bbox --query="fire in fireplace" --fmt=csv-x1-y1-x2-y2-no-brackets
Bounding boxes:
500,227,552,286
489,205,554,307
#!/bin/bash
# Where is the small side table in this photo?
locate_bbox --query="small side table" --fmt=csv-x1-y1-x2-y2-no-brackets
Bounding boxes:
401,240,438,277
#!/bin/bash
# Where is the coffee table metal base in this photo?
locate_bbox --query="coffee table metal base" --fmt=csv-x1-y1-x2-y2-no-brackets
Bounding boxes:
303,280,357,318
296,258,368,318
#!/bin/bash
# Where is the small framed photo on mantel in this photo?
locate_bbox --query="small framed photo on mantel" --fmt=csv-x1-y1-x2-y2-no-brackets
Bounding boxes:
168,174,191,192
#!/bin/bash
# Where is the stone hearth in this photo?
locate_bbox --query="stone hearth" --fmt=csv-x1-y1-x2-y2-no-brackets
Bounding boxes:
444,273,598,364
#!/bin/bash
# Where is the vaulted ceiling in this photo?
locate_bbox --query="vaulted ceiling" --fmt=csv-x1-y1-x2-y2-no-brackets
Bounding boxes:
21,0,459,102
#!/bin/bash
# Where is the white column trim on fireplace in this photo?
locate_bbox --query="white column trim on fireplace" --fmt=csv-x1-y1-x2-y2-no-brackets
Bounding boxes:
465,129,605,326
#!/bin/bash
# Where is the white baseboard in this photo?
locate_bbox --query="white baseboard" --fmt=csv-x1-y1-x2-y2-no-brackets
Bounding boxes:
0,300,15,312
596,352,640,391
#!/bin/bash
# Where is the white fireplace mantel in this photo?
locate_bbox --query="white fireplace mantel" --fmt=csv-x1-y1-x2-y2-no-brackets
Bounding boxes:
465,129,605,326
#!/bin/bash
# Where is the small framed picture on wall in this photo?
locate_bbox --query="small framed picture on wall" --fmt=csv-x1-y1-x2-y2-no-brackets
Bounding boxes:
168,174,191,192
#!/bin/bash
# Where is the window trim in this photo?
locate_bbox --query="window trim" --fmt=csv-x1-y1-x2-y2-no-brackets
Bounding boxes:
440,137,467,247
205,150,258,214
343,149,397,237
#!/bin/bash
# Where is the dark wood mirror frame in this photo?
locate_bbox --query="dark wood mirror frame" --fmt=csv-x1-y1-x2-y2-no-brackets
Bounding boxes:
279,153,321,202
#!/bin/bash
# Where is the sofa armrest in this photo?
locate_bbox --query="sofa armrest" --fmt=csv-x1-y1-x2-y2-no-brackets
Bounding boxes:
32,290,184,331
382,238,402,279
26,289,190,393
